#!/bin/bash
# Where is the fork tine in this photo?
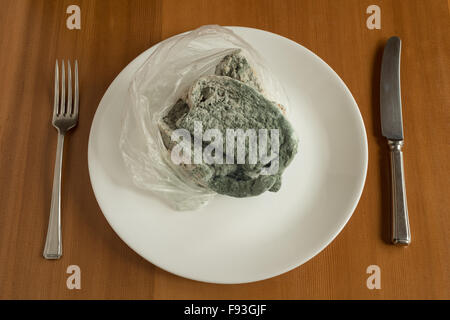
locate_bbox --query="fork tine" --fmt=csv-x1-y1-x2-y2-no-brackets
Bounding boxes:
60,61,65,115
73,60,79,118
67,60,72,115
53,60,59,117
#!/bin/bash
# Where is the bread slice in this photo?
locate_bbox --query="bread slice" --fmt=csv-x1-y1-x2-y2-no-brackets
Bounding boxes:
178,75,297,197
157,52,297,197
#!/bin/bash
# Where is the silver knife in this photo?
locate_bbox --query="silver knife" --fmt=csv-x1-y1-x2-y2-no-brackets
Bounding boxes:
380,36,411,245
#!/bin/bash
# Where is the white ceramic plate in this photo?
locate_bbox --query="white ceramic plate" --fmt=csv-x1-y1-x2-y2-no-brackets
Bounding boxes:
88,27,368,284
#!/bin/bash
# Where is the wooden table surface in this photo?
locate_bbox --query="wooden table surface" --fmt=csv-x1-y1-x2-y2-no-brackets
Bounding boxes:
0,0,449,300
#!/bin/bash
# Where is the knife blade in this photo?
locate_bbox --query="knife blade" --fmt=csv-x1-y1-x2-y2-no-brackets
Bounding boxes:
380,36,411,245
381,36,403,140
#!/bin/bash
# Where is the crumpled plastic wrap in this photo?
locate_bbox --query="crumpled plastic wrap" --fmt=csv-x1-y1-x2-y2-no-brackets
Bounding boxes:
119,25,290,210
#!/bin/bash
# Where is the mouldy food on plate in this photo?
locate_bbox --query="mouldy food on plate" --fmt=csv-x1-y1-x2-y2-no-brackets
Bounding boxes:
158,51,298,197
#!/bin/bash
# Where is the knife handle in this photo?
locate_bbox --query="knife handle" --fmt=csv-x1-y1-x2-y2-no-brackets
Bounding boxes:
388,140,411,245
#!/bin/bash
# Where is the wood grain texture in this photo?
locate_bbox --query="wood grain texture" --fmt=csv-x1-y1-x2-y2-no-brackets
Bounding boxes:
0,0,448,299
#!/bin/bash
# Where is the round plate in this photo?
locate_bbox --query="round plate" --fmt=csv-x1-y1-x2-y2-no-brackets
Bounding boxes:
88,27,368,284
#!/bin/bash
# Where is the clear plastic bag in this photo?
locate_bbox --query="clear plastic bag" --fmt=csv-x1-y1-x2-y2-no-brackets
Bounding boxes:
119,25,290,210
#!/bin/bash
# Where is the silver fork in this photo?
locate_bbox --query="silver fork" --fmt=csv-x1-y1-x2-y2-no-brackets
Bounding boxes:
43,60,79,259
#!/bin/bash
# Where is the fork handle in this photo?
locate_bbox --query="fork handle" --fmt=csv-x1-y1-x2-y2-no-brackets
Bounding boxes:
43,132,64,259
388,140,411,245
